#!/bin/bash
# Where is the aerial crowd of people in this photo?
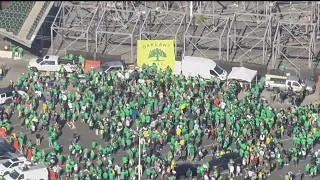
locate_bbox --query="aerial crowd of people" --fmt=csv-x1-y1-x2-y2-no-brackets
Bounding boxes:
0,61,319,180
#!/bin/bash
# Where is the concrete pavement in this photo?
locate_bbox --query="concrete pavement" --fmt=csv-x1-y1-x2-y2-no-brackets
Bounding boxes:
0,57,319,179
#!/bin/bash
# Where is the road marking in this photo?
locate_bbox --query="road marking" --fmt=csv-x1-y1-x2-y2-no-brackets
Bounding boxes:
42,147,54,151
23,131,33,135
187,157,195,164
279,137,292,142
12,123,22,127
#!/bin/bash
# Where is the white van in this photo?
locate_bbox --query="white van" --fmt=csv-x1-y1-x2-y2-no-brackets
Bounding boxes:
174,56,228,80
4,163,48,180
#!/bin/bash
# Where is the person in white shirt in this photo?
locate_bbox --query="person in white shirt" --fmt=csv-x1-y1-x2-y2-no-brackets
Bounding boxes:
248,170,254,178
236,164,241,176
229,164,235,177
73,163,78,173
242,157,247,166
204,174,210,180
219,101,226,109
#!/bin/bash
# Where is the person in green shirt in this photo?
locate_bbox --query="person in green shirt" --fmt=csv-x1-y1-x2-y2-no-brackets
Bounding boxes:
78,55,85,68
68,53,74,61
11,46,16,58
145,168,151,179
18,47,23,57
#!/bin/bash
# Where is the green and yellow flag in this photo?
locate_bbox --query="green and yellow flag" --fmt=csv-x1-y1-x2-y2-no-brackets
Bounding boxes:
137,40,175,70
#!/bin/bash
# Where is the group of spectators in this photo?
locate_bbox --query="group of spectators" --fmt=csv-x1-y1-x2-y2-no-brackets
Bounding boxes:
0,61,318,180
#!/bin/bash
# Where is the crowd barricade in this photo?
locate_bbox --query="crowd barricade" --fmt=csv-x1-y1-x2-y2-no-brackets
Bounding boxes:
0,127,6,137
26,148,32,160
84,60,101,71
13,137,19,150
49,168,57,180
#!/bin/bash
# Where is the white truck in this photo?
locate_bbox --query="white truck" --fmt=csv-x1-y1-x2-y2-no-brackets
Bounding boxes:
4,162,48,180
265,74,315,95
174,56,228,81
28,55,77,73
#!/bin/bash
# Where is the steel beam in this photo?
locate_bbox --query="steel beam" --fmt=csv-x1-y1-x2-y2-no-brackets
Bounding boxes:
46,1,320,70
140,9,186,58
155,1,188,12
183,13,230,60
272,20,316,70
95,7,141,64
271,1,314,22
50,2,98,55
192,1,225,14
226,13,272,64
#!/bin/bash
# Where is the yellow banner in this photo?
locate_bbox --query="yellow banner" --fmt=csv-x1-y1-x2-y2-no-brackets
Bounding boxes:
137,40,175,70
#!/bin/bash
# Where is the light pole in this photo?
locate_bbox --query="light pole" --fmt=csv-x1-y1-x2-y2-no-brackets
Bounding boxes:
137,126,141,180
190,1,193,19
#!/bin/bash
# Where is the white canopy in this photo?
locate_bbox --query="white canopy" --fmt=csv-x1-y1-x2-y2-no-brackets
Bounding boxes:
228,67,257,82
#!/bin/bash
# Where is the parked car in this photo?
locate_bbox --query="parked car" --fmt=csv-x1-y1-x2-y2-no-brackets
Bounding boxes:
92,60,125,73
0,157,29,176
4,162,48,180
28,55,77,73
265,74,315,95
209,153,242,171
0,139,16,154
0,153,21,164
174,163,199,179
0,88,15,105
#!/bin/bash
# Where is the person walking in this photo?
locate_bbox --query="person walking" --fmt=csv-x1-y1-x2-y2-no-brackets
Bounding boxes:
36,133,41,146
54,164,62,179
18,46,24,57
11,46,16,58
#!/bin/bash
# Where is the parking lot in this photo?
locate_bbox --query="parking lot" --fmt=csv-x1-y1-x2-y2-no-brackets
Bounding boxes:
0,57,319,179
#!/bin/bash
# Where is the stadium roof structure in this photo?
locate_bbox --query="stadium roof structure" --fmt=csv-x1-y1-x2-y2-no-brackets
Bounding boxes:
0,1,54,48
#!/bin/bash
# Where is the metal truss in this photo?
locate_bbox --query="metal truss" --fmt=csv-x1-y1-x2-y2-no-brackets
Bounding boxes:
154,1,188,12
190,1,229,17
47,1,320,70
50,2,99,55
95,7,141,64
103,1,148,12
272,21,316,70
269,1,318,70
270,1,313,21
140,9,186,57
183,13,230,60
32,14,57,56
241,1,274,17
226,13,272,64
313,2,320,38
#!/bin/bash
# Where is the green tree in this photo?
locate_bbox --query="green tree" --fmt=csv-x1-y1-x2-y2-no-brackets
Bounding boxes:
148,48,167,61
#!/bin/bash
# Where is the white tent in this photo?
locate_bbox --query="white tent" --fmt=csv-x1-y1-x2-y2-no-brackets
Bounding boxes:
227,67,257,82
